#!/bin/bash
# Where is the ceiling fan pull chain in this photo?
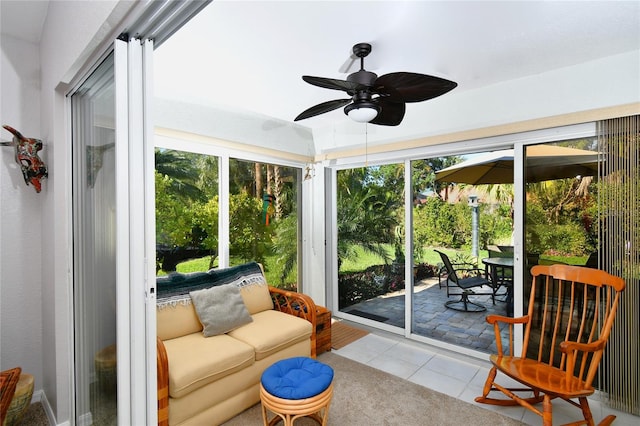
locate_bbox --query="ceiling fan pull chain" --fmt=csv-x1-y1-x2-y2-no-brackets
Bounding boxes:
365,123,369,167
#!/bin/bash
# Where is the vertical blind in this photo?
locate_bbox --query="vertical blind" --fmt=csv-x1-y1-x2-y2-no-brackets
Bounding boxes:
598,114,639,415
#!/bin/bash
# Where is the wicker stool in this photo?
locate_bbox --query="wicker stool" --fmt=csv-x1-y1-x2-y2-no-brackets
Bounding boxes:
3,373,34,426
260,357,334,426
94,344,117,393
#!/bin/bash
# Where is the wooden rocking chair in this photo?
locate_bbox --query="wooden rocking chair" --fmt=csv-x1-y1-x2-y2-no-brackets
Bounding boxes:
475,264,625,426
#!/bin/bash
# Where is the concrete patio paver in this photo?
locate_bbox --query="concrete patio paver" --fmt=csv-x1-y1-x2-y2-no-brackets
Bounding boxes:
342,277,510,353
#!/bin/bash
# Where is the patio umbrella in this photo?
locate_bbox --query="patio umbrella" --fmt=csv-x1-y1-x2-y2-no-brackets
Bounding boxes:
434,145,599,184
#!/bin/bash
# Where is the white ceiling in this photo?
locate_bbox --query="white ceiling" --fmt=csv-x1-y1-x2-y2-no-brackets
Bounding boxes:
3,1,640,148
0,0,49,44
153,1,640,136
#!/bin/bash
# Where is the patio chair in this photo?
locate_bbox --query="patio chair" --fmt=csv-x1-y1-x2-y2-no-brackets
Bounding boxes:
475,264,625,426
585,252,599,269
435,250,495,312
437,253,476,290
486,246,513,302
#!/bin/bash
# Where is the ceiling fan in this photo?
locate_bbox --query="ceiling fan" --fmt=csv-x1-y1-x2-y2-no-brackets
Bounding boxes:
294,43,457,126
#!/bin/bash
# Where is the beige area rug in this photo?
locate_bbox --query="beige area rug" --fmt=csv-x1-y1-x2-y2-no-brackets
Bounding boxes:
331,320,369,350
223,351,525,426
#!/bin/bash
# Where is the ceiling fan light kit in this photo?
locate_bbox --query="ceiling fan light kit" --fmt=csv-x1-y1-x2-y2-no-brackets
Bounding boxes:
344,101,380,123
295,42,457,126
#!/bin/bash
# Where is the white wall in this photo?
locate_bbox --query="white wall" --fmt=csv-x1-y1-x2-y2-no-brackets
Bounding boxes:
155,98,315,157
0,32,44,397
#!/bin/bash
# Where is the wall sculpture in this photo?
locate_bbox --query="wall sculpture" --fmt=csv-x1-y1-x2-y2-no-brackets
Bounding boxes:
1,125,48,193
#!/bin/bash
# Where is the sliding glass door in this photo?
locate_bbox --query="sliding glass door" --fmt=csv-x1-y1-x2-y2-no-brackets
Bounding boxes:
71,52,118,426
336,164,405,328
71,38,157,425
331,125,599,357
409,153,513,353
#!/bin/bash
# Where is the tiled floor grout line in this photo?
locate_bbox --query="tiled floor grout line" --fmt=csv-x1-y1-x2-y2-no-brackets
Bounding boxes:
332,329,638,426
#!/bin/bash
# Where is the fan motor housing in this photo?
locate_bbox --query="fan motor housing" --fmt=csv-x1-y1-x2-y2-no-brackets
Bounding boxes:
347,70,377,86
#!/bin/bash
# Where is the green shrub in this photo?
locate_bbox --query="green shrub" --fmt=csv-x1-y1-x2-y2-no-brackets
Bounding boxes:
338,262,438,308
338,270,387,309
480,203,513,248
414,198,459,247
527,222,593,256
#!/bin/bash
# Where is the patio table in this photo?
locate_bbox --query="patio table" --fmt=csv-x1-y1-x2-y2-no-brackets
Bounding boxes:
482,257,514,316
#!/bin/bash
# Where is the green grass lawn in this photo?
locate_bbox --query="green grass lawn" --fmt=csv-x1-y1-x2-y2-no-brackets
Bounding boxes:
160,245,590,285
339,245,491,272
338,245,589,273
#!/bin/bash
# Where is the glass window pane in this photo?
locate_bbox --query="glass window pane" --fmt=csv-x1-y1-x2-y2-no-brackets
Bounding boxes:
228,158,300,290
524,139,599,267
337,165,405,326
71,52,118,423
155,149,219,274
410,153,513,353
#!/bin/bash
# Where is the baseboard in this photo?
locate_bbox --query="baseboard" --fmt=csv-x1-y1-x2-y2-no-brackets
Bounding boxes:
31,388,44,403
77,411,93,426
33,389,69,426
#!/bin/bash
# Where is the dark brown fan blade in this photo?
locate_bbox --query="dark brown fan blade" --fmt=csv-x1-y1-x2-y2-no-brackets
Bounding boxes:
370,98,406,126
374,72,457,103
295,99,352,121
302,76,365,93
371,83,404,102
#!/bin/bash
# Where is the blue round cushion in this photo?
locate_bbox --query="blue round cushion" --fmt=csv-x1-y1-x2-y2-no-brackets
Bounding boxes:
261,357,334,400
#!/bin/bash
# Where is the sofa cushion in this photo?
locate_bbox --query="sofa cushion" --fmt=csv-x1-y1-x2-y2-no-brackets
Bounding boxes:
168,341,312,426
239,281,273,315
228,310,312,361
156,262,273,340
157,303,201,341
163,332,255,398
190,283,253,336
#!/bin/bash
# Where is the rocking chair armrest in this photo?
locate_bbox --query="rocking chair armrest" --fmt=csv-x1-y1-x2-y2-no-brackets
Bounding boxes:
485,314,529,325
560,339,607,382
486,315,530,357
560,339,606,354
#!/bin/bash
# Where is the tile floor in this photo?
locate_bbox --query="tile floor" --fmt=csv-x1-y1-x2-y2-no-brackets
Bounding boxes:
332,321,639,426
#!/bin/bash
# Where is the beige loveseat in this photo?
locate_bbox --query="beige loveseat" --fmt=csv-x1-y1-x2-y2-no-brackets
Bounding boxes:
156,262,317,425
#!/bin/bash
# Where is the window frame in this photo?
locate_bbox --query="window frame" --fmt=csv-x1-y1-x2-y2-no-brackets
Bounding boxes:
154,134,306,282
327,122,597,359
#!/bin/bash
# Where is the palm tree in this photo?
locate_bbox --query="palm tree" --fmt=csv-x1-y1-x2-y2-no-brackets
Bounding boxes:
155,149,204,201
337,170,398,269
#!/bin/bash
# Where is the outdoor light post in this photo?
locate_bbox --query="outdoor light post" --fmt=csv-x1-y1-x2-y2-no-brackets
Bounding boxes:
468,195,479,259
